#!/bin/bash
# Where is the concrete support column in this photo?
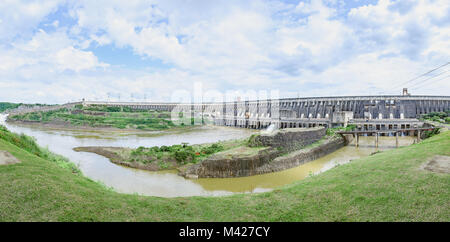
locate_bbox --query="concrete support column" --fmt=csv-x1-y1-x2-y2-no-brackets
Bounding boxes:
375,132,379,148
396,132,399,148
356,134,359,147
417,130,421,143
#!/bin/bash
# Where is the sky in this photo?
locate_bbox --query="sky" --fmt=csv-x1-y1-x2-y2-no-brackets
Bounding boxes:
0,0,449,104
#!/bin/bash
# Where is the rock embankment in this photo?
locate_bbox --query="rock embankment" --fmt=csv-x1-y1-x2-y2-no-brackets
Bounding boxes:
73,146,164,171
255,135,347,174
181,127,350,178
249,127,326,152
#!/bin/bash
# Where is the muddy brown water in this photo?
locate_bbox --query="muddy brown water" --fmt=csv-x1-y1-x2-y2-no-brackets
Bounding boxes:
0,114,415,197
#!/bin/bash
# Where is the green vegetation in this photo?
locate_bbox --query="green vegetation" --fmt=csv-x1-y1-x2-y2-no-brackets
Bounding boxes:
326,124,357,136
0,126,448,221
0,102,21,113
422,127,441,139
129,143,225,165
421,111,450,124
0,125,79,174
8,105,183,130
0,102,55,113
113,139,249,170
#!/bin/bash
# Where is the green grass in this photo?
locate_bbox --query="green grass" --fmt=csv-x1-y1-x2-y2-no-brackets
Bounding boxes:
0,129,449,221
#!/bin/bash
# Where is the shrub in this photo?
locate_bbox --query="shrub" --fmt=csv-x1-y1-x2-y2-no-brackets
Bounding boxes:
159,146,170,152
430,116,441,122
201,144,224,154
422,128,441,139
174,150,194,163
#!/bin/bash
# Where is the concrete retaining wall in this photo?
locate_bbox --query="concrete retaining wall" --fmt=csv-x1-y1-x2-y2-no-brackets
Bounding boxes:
181,128,349,178
181,147,281,178
249,127,326,152
255,135,348,174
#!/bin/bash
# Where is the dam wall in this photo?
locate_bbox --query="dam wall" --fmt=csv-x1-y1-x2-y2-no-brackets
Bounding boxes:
81,96,449,129
5,95,449,129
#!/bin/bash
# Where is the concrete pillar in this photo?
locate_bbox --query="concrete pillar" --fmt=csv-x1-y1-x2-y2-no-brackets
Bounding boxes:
417,130,421,143
375,132,379,148
356,134,359,147
396,132,399,148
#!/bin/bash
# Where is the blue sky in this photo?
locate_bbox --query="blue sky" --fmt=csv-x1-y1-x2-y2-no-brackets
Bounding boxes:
0,0,449,104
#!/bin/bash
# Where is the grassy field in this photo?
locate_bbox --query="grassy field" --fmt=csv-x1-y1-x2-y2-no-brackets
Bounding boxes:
0,127,448,221
7,104,192,130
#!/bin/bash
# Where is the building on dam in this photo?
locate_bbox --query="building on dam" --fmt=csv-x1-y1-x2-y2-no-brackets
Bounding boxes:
6,90,450,131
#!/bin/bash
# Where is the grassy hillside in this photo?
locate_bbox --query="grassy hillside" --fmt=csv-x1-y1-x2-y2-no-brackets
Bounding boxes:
0,126,448,221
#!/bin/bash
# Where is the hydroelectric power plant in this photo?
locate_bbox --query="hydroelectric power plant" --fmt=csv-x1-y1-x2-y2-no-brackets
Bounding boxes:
2,92,448,196
9,93,449,131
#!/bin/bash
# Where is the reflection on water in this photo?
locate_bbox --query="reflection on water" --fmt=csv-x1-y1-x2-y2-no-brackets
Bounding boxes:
0,114,415,197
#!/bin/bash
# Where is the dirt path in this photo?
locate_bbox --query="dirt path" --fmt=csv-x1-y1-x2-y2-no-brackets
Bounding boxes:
0,150,20,165
422,155,450,173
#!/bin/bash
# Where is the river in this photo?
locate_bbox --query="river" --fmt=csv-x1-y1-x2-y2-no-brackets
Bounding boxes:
0,114,415,197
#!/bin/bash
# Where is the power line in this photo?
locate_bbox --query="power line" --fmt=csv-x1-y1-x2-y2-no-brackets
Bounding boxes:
410,73,450,90
391,61,450,90
408,69,450,89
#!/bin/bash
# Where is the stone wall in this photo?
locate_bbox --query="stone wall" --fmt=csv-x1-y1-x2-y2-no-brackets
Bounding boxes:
180,127,350,178
180,147,281,178
255,135,348,174
249,127,326,152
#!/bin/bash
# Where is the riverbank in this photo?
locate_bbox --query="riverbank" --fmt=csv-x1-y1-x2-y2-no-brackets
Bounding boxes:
0,125,448,221
6,105,194,131
6,119,201,133
73,138,248,172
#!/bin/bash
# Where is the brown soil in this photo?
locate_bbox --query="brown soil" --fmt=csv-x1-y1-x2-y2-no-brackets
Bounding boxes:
422,155,450,173
0,150,20,165
73,146,176,171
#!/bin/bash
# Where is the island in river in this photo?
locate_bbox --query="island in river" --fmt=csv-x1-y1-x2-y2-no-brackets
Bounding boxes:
73,138,252,172
74,127,354,178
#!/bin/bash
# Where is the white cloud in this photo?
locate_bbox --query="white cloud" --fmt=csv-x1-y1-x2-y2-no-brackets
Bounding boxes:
0,0,63,41
2,29,107,74
0,0,449,103
53,46,108,72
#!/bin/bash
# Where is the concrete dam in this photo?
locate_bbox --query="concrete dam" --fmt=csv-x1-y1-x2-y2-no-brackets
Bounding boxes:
6,95,450,130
